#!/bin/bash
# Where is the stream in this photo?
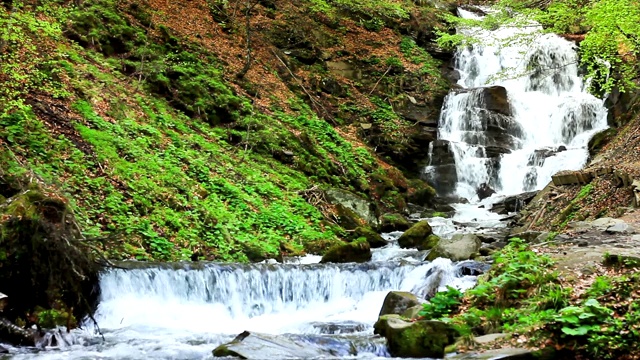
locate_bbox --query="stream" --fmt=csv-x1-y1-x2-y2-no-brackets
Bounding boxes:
3,6,608,360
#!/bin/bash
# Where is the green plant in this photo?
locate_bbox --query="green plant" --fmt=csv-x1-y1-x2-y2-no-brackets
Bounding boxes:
554,299,613,336
419,286,463,319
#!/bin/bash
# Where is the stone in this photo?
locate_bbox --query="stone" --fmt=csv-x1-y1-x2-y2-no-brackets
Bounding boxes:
473,333,509,344
353,226,387,248
0,293,7,312
490,191,537,214
591,217,624,231
0,344,7,354
397,221,438,250
320,239,371,263
326,188,379,228
588,128,617,157
552,170,594,186
310,321,367,335
633,179,640,207
423,164,458,196
379,291,421,316
426,234,482,261
606,222,632,234
326,61,361,80
379,213,411,233
456,260,491,276
212,331,339,359
401,305,424,320
448,348,535,359
374,315,458,358
476,183,496,200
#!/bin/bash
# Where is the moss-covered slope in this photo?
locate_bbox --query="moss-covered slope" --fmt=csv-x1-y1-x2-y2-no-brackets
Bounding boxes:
0,0,452,261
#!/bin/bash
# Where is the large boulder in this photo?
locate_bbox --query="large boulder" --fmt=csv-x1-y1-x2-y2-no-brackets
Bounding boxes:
326,189,379,228
426,234,482,261
398,221,439,250
212,331,345,359
379,213,411,233
374,315,458,358
320,239,371,263
379,291,421,316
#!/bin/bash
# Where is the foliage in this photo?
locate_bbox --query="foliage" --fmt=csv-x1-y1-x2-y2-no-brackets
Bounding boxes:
434,0,640,94
419,286,463,319
0,0,427,263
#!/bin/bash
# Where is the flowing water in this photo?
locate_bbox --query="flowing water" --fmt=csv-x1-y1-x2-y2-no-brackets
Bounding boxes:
426,8,608,201
6,240,477,359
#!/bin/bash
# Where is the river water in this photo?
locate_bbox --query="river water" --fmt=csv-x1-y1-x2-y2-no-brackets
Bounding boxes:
7,233,479,359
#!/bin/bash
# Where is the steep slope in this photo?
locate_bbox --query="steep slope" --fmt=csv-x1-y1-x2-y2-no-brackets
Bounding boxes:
0,0,453,261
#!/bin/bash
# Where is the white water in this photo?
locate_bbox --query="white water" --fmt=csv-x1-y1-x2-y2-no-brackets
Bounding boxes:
7,245,478,359
427,8,608,201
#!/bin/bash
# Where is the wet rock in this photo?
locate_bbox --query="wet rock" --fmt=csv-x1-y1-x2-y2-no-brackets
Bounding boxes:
327,188,379,228
320,239,371,263
0,344,7,353
424,164,458,196
379,291,421,316
353,226,387,248
379,213,411,233
456,260,491,276
490,191,537,214
476,183,496,200
310,321,367,335
527,146,567,166
374,315,458,358
397,221,438,250
212,331,339,359
475,230,508,243
426,234,482,261
428,140,456,166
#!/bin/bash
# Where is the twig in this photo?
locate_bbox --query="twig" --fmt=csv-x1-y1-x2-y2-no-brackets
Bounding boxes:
368,66,392,96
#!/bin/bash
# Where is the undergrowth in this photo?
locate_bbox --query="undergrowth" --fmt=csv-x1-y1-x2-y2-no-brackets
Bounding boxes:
419,238,640,358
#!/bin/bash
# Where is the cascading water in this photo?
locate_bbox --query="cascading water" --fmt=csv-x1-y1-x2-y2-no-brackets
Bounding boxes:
426,8,609,201
7,245,477,359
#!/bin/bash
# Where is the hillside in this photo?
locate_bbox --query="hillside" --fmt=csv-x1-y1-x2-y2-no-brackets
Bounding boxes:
0,0,456,262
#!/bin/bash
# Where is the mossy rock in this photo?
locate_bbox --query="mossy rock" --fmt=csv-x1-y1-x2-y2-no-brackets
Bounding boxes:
303,236,344,255
426,234,481,261
407,182,437,207
320,238,371,263
379,213,411,233
353,226,387,248
334,203,365,230
374,315,458,358
0,181,100,330
397,220,437,250
379,291,421,316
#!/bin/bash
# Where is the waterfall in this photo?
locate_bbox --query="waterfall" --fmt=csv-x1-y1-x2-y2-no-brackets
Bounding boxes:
8,257,477,359
426,8,608,201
